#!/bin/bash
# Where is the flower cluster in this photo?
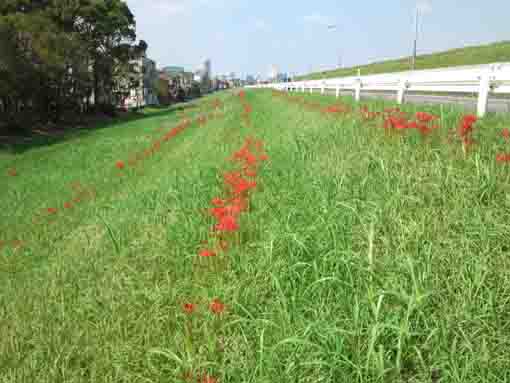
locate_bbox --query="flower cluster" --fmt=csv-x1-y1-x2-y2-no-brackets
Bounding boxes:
1,103,224,251
496,127,510,163
179,94,268,382
457,114,477,149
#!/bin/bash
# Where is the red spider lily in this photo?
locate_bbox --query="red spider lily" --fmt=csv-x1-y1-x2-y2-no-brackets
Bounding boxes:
199,249,217,257
502,128,510,140
211,197,225,207
183,303,196,314
243,104,252,114
239,90,245,99
152,141,161,151
116,161,125,170
323,105,350,114
415,111,438,123
231,147,258,167
244,167,257,178
231,178,257,195
47,208,58,214
210,204,243,220
63,202,72,209
417,124,431,135
496,153,510,163
215,215,239,232
210,298,225,314
385,116,411,130
458,115,477,137
7,168,17,176
201,376,218,383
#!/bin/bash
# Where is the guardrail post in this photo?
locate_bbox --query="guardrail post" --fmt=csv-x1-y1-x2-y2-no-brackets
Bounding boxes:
397,80,407,104
302,84,305,93
321,82,325,94
335,85,340,98
477,74,490,117
310,86,313,94
354,81,361,102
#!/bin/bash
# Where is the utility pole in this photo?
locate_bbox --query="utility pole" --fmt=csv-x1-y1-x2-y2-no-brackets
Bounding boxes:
411,7,419,70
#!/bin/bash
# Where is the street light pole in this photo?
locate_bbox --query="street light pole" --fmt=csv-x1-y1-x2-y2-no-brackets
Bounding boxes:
411,7,419,70
327,24,341,69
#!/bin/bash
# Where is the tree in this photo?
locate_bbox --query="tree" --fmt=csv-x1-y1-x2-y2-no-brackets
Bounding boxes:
0,0,139,131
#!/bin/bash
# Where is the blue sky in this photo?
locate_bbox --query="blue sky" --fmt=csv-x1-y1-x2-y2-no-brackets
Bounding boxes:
125,0,509,78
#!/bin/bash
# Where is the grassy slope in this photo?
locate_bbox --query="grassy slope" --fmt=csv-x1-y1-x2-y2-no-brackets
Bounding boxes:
1,90,510,382
299,40,510,80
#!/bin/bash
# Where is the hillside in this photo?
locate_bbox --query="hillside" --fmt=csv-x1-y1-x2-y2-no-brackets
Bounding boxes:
298,40,510,80
2,89,510,381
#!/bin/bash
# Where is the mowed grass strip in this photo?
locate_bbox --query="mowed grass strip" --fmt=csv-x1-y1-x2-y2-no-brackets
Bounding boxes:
1,89,510,382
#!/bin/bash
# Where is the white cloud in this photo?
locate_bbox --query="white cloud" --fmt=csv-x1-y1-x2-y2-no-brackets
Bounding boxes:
303,12,335,27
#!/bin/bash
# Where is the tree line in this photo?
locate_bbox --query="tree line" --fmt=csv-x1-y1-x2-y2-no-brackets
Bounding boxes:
0,0,146,133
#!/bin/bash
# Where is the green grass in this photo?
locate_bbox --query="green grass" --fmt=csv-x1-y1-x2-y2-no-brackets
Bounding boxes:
299,40,510,80
1,89,510,382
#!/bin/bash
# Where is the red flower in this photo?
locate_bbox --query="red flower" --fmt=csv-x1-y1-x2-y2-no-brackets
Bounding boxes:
502,128,510,140
63,202,72,209
418,124,432,135
244,167,257,177
201,376,218,383
496,153,510,163
7,168,17,177
116,161,125,170
47,208,58,214
211,198,225,206
199,249,217,257
416,111,437,123
210,298,225,314
183,303,196,314
459,115,477,137
215,215,239,232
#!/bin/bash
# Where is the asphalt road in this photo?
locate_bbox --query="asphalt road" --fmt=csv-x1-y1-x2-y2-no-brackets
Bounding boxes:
312,89,510,114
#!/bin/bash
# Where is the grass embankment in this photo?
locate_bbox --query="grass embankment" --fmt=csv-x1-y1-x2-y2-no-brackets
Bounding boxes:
299,40,510,80
1,90,510,382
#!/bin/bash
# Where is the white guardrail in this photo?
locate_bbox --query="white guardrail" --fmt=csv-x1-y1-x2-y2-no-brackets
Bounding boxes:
247,63,510,117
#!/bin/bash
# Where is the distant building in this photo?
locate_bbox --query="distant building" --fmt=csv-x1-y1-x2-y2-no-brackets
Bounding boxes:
245,75,256,85
269,65,278,81
276,72,289,82
158,72,171,105
163,66,185,75
143,57,159,105
120,51,159,109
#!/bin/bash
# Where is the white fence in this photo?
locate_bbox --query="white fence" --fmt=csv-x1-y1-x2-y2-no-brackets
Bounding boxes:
247,63,510,117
